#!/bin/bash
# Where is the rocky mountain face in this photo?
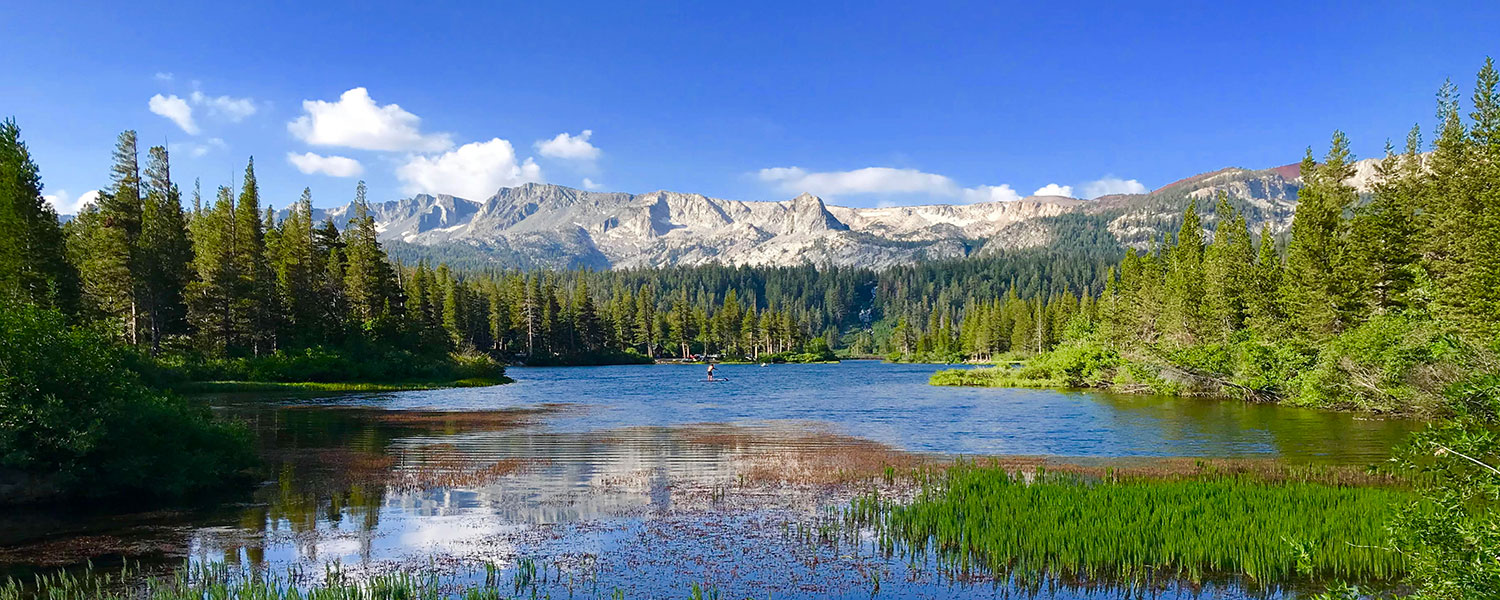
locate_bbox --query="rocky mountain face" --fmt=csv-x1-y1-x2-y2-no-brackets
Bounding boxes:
297,157,1394,270
304,183,1084,270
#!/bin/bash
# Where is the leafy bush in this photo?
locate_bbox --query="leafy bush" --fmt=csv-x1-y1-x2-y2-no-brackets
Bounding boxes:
1289,315,1467,413
1029,339,1121,387
0,300,254,503
931,340,1119,389
1389,418,1500,599
1230,336,1316,396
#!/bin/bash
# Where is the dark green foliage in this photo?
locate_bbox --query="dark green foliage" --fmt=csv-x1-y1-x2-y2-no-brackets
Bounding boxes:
67,131,141,338
145,346,504,386
137,146,192,353
1389,419,1500,599
0,118,77,313
944,59,1500,419
0,298,253,502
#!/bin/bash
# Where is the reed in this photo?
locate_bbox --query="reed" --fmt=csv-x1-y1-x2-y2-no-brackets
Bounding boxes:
847,462,1416,587
1,562,707,600
2,561,541,600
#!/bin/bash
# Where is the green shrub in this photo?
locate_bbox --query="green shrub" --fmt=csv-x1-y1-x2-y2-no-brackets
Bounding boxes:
1290,315,1466,412
1231,336,1316,396
0,300,254,503
1389,418,1500,599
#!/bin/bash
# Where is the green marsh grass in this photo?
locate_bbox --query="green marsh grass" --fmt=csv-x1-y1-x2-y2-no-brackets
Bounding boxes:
845,462,1415,587
2,560,720,600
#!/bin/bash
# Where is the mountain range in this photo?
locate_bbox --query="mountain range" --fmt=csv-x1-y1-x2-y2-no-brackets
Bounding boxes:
291,158,1388,271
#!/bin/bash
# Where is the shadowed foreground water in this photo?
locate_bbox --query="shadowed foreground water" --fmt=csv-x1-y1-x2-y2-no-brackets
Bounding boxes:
0,362,1421,598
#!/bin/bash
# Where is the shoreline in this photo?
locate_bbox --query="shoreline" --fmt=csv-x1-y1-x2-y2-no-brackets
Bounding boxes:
174,377,514,394
928,365,1439,418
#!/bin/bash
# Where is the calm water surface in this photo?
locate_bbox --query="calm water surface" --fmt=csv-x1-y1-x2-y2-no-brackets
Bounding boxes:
0,362,1421,599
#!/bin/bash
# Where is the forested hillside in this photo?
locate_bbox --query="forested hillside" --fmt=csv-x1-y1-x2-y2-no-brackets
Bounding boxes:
936,60,1500,418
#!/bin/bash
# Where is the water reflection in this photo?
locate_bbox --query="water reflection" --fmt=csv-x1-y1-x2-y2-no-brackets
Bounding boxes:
2,363,1423,598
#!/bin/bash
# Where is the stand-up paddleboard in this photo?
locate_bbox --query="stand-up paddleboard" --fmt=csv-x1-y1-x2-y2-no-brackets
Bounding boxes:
704,377,731,383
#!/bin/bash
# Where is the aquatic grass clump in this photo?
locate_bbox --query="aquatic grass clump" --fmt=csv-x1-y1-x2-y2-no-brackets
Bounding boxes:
0,561,558,600
0,561,716,599
853,462,1416,586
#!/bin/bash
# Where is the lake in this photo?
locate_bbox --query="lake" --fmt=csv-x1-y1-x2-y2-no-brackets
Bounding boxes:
0,361,1422,598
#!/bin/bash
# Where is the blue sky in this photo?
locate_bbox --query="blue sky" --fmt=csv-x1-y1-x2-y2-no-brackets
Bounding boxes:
4,2,1498,212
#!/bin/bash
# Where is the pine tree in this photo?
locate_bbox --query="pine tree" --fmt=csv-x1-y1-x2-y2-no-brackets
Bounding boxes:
439,264,464,347
1458,58,1500,335
1283,134,1360,338
233,158,274,354
1352,131,1422,314
668,288,693,358
0,118,77,312
69,131,141,338
274,188,321,347
187,186,239,355
343,181,397,329
1202,194,1253,340
137,145,192,353
1246,225,1285,337
1163,200,1206,345
573,280,602,353
635,285,656,356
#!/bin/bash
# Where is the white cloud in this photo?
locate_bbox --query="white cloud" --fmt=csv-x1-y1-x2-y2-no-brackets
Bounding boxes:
1032,183,1075,197
759,166,954,196
149,94,198,134
961,184,1023,203
154,72,174,81
397,138,543,200
43,189,99,214
288,87,453,152
171,137,226,158
287,152,364,177
581,177,604,190
1080,176,1148,199
535,130,600,161
757,166,1019,204
190,90,257,122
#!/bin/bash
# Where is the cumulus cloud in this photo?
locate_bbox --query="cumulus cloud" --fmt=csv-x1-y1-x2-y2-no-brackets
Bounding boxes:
288,87,453,152
154,72,174,81
149,94,198,134
757,166,1019,204
535,130,601,161
581,177,604,190
1081,176,1148,199
1032,183,1075,197
43,189,99,214
190,90,257,122
397,138,543,200
287,152,364,177
961,184,1023,203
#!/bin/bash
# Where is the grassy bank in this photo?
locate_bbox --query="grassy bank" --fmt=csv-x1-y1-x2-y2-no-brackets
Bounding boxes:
135,346,513,394
931,322,1500,418
175,377,512,394
847,462,1415,586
